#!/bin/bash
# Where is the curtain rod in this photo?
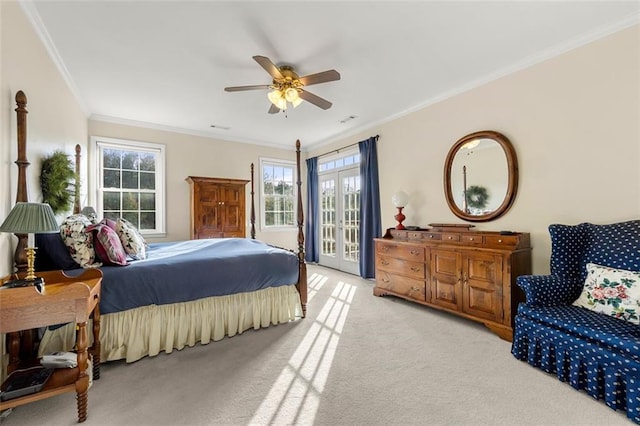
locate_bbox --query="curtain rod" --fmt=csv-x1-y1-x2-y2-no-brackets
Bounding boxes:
315,134,379,159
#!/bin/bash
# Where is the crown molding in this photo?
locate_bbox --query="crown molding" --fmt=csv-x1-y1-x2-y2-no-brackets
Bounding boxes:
89,114,300,151
312,12,640,150
19,0,90,116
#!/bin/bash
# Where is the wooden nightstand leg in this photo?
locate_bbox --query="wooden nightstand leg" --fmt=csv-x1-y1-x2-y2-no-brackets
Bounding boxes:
91,305,101,380
6,332,20,374
75,322,89,423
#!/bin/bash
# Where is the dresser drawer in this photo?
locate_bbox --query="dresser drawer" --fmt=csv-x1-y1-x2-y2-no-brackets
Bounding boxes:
485,235,519,247
423,232,441,241
375,271,426,302
442,233,461,243
376,256,426,279
376,242,425,262
461,234,483,245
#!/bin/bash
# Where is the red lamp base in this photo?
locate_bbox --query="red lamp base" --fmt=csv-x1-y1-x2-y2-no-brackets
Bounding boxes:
394,207,406,230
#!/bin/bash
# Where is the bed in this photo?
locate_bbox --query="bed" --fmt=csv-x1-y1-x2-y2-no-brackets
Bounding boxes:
6,90,308,364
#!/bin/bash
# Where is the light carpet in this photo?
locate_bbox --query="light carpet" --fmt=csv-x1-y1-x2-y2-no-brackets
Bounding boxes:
0,264,631,425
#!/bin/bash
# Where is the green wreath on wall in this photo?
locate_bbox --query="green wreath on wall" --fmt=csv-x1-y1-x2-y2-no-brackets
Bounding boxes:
465,185,489,209
41,150,77,215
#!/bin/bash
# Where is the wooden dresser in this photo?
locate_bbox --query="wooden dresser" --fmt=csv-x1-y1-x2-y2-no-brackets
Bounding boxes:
374,226,531,341
186,176,249,239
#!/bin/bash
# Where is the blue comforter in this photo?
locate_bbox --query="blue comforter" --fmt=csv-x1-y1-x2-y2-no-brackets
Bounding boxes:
86,238,299,315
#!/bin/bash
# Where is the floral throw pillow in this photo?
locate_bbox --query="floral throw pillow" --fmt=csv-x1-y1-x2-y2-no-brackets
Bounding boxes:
87,223,129,266
115,218,147,260
59,214,101,268
573,262,640,324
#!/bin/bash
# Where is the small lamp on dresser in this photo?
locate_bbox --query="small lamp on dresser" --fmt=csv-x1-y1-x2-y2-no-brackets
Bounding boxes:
0,202,59,282
392,191,409,230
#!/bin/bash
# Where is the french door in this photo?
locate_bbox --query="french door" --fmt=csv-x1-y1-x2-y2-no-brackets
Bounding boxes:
318,168,360,275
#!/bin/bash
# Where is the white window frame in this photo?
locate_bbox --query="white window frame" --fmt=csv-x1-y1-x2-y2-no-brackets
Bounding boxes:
318,148,360,175
90,136,166,237
260,157,297,231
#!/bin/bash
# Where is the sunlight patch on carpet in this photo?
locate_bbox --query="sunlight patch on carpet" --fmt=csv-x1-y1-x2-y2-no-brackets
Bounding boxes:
307,272,329,302
249,279,356,425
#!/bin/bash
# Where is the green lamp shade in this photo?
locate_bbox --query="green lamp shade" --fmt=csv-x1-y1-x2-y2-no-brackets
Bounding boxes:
0,202,59,234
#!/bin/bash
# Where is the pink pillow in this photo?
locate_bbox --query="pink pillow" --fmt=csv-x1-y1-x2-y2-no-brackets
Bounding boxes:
99,218,117,231
87,223,129,266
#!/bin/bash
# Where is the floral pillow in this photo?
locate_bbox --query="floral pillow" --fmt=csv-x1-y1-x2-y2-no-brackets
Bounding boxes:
115,218,147,260
59,214,101,268
87,223,128,266
573,263,640,324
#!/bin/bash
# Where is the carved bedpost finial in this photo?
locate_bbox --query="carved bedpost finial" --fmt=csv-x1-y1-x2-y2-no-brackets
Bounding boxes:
15,91,27,110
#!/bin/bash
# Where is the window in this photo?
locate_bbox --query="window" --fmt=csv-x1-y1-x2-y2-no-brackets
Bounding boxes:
92,137,165,235
318,151,360,173
261,158,296,229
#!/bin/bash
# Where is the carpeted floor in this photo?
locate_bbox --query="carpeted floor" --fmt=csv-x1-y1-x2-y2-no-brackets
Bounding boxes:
0,264,631,425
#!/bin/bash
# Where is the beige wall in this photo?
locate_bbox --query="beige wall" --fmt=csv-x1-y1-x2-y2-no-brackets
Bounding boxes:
0,2,88,277
87,120,301,249
310,24,640,275
2,0,637,278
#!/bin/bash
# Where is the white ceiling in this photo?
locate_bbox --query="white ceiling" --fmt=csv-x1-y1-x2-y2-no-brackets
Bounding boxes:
24,1,640,151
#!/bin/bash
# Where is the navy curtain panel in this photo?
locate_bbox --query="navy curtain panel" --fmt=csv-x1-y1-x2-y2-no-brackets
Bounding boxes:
305,156,319,262
358,136,382,278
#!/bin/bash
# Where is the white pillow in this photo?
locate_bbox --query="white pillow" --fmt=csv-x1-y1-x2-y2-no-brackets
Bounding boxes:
59,214,101,268
115,218,147,260
573,263,640,324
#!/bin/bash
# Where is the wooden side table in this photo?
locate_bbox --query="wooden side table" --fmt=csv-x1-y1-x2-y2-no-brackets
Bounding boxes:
0,269,102,423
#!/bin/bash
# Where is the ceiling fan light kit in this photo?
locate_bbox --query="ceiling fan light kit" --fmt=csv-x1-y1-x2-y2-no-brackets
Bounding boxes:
225,55,340,114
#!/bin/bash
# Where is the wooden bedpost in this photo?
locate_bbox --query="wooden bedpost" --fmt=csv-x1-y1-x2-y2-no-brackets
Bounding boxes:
74,144,81,214
13,91,29,273
296,140,307,317
250,163,256,239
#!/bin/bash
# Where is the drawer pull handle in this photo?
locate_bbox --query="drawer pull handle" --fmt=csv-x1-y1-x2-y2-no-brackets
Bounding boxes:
382,278,390,283
469,237,474,241
498,239,503,243
410,250,420,255
381,246,389,252
429,235,434,238
448,236,453,240
94,294,99,300
381,260,389,265
410,286,422,292
410,266,421,272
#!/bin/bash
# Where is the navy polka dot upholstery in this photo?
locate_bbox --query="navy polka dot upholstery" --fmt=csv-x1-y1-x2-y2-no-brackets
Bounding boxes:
512,220,640,423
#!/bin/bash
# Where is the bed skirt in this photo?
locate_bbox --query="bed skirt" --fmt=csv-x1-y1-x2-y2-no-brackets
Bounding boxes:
38,285,302,363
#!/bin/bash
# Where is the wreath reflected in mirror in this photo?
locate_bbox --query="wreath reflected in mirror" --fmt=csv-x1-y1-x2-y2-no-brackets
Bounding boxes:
465,185,489,209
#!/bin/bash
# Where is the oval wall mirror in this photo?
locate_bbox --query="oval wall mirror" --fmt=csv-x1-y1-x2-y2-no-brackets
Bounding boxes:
444,130,518,222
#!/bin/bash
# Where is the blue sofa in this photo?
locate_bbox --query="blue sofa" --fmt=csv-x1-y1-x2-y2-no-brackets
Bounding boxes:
511,220,640,422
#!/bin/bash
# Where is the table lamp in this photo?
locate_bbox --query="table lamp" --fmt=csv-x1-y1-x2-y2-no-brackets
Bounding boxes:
81,206,97,222
0,202,59,281
392,191,409,230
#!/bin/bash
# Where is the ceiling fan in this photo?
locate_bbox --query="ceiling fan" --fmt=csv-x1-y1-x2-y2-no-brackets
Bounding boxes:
224,55,341,114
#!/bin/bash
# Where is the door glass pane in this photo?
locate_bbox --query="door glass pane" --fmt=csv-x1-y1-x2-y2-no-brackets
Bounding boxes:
342,175,360,263
321,179,336,258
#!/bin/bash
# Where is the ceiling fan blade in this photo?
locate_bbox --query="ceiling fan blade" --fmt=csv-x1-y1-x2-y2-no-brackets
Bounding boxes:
253,55,283,80
268,104,280,114
224,84,271,92
298,69,341,86
299,90,332,110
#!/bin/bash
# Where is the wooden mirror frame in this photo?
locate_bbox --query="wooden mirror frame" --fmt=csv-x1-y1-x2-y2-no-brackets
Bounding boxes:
444,130,518,222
